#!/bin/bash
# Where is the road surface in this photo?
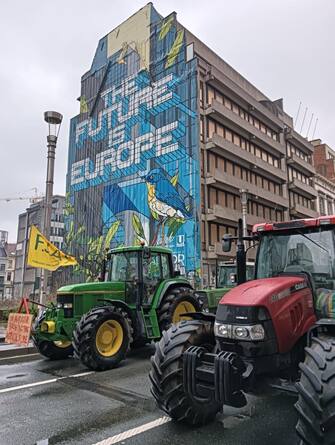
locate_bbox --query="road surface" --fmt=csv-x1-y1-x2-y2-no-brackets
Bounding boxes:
0,346,299,445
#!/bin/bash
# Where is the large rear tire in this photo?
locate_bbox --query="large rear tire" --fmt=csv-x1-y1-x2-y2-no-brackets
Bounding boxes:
73,305,133,371
295,335,335,444
150,320,221,425
158,287,200,332
32,313,73,360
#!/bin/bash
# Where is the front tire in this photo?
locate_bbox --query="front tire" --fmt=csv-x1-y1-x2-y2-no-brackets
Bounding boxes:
73,305,133,371
150,320,221,425
295,335,335,444
158,287,200,332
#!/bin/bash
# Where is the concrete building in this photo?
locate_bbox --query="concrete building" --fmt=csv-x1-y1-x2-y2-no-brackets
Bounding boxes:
13,195,65,299
314,174,335,216
0,244,6,299
4,243,16,299
65,4,317,287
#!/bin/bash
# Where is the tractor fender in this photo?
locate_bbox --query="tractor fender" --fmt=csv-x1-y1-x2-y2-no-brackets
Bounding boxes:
96,299,143,340
156,280,193,308
183,312,216,323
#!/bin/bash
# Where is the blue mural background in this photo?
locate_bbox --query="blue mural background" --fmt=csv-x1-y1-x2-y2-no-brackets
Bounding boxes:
65,6,201,282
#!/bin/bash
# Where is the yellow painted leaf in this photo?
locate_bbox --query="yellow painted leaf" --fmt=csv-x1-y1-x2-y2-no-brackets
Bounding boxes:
165,29,184,68
159,16,174,40
132,214,145,240
104,221,120,248
80,96,88,113
171,173,178,187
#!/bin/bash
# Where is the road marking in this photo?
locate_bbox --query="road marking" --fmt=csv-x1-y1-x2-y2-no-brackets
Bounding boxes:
93,417,171,445
0,353,40,361
0,371,94,394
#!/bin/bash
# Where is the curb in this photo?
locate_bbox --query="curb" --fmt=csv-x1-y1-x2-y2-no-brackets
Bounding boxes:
0,342,37,359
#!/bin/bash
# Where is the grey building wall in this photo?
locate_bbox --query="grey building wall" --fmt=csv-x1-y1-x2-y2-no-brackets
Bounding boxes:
13,195,65,299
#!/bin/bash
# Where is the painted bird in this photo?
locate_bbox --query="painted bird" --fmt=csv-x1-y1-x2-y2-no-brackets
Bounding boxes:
145,168,191,220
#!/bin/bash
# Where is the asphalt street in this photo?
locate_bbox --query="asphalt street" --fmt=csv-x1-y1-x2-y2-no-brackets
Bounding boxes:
0,345,300,445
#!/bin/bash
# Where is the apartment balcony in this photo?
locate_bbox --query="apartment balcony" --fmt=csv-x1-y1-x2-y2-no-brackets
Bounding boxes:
288,178,318,199
206,133,287,182
205,67,285,130
286,128,314,154
290,203,319,219
287,152,315,176
206,169,288,208
205,99,286,156
203,205,265,227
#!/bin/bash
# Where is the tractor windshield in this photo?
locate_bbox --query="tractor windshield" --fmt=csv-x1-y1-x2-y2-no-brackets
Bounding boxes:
108,252,139,282
217,265,254,287
256,228,335,289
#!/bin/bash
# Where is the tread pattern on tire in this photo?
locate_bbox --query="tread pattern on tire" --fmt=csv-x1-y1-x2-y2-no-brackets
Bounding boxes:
149,319,221,426
157,287,200,333
295,335,335,445
73,304,133,371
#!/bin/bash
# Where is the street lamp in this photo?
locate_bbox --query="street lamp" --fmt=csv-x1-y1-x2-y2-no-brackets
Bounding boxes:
239,189,249,240
43,111,63,239
39,111,63,306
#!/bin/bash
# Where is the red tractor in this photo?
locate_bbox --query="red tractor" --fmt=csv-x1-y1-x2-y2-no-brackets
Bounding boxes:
150,216,335,444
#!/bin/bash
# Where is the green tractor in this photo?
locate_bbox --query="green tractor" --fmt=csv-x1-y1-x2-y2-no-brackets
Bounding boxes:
195,261,255,313
32,245,204,371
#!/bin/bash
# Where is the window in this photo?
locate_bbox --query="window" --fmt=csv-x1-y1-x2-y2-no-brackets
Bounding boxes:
161,254,171,279
6,273,11,282
0,277,4,284
109,252,139,282
320,197,325,215
0,264,5,271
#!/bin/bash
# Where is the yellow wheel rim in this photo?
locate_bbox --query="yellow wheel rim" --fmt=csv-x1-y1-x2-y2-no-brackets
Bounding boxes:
95,320,123,357
53,340,72,349
172,301,196,324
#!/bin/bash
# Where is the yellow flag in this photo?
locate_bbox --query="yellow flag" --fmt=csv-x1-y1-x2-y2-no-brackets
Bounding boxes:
27,225,77,271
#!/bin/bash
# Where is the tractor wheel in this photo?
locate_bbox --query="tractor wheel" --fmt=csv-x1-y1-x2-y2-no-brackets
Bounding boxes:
150,320,221,425
158,287,200,332
32,313,73,360
73,305,133,371
295,335,335,444
34,338,74,360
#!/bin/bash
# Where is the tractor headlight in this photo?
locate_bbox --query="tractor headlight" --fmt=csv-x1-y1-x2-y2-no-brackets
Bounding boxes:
214,322,265,341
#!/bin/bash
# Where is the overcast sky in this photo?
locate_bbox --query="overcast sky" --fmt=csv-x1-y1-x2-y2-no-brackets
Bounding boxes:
1,0,334,242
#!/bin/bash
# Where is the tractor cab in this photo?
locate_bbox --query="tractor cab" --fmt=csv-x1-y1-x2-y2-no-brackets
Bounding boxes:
217,261,254,287
106,246,176,307
254,216,335,319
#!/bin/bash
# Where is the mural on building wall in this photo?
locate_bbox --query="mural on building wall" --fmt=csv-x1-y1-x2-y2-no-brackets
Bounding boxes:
65,5,200,283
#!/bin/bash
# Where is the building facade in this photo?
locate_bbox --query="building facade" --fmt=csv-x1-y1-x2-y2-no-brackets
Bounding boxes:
65,4,317,287
4,243,16,299
13,195,65,299
314,174,335,216
312,139,335,183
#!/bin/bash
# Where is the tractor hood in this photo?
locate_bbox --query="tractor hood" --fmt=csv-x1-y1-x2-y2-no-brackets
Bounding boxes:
57,281,125,294
219,275,308,307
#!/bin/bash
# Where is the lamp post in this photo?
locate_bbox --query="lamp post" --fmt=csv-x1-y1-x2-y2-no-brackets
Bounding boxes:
39,111,63,306
239,189,249,241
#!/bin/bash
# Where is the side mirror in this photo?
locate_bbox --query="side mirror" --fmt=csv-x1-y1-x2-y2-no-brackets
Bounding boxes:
174,270,181,277
222,234,232,252
143,247,151,260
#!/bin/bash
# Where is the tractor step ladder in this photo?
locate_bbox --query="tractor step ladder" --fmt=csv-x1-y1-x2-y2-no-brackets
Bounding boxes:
141,308,160,339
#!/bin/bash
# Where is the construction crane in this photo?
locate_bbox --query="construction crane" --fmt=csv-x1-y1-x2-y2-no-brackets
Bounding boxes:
0,187,44,204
